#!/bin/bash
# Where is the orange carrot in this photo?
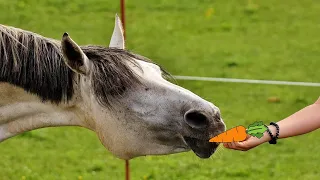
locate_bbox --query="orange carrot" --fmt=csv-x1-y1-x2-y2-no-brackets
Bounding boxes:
209,126,247,143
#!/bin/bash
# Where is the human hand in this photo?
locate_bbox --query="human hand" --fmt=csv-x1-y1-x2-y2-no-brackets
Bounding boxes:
223,126,274,151
222,135,264,151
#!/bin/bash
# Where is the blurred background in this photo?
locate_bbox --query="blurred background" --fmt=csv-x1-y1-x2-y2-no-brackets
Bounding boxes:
0,0,320,179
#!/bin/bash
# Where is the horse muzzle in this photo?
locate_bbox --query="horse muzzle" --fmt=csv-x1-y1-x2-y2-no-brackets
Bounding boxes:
182,108,225,158
183,136,219,158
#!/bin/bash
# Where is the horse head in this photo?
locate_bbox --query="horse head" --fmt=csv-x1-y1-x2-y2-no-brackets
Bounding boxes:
60,15,226,159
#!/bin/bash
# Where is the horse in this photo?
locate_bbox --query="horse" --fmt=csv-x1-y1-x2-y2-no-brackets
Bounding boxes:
0,15,226,160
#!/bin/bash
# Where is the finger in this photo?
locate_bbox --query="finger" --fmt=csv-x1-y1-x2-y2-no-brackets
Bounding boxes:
231,142,248,151
234,138,261,150
224,142,246,151
223,141,249,151
223,142,229,148
232,142,249,151
228,142,237,149
223,142,232,149
229,134,252,149
223,142,234,149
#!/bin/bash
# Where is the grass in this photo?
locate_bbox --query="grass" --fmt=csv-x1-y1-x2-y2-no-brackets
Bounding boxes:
1,0,320,179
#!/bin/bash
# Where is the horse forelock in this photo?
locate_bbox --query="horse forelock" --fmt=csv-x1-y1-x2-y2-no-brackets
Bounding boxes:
81,46,142,107
83,46,174,107
0,24,171,107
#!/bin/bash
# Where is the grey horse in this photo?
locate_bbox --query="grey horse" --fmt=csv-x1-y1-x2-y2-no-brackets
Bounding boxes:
0,15,226,160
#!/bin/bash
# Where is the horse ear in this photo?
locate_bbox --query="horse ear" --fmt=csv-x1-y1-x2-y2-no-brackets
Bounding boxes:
109,14,125,49
61,33,89,75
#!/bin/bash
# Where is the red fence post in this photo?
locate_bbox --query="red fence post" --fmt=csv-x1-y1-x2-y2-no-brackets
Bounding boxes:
120,0,126,39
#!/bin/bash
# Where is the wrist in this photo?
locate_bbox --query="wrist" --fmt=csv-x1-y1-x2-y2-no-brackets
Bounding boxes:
260,125,277,143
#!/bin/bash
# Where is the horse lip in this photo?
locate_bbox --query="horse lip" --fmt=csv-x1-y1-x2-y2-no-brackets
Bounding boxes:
183,136,219,158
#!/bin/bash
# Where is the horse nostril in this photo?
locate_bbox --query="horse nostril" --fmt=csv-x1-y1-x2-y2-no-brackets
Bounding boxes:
184,110,210,129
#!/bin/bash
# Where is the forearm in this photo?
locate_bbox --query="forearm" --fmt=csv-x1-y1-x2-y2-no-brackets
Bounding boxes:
224,98,320,151
269,98,320,140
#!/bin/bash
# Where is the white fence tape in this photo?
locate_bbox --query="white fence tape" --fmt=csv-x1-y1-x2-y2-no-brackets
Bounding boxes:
173,75,320,87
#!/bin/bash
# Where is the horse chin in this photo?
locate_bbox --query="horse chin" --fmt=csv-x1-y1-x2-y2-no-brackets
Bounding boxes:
183,136,219,159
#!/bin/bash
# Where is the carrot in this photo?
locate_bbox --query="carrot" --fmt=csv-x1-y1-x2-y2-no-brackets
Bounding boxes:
209,126,247,143
209,121,268,143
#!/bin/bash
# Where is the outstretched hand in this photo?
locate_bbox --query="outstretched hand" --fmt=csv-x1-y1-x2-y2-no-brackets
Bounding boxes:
223,133,271,151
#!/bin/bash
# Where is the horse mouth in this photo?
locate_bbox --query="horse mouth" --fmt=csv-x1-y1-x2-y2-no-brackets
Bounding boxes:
183,136,219,158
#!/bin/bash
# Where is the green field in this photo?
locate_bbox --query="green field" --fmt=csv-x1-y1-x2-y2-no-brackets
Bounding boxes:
1,0,320,179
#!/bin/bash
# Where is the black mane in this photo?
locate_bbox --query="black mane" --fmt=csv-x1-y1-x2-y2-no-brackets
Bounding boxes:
0,24,165,106
0,24,74,103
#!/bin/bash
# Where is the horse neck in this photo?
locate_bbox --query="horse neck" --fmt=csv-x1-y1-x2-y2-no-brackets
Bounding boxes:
0,80,93,143
0,25,96,142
